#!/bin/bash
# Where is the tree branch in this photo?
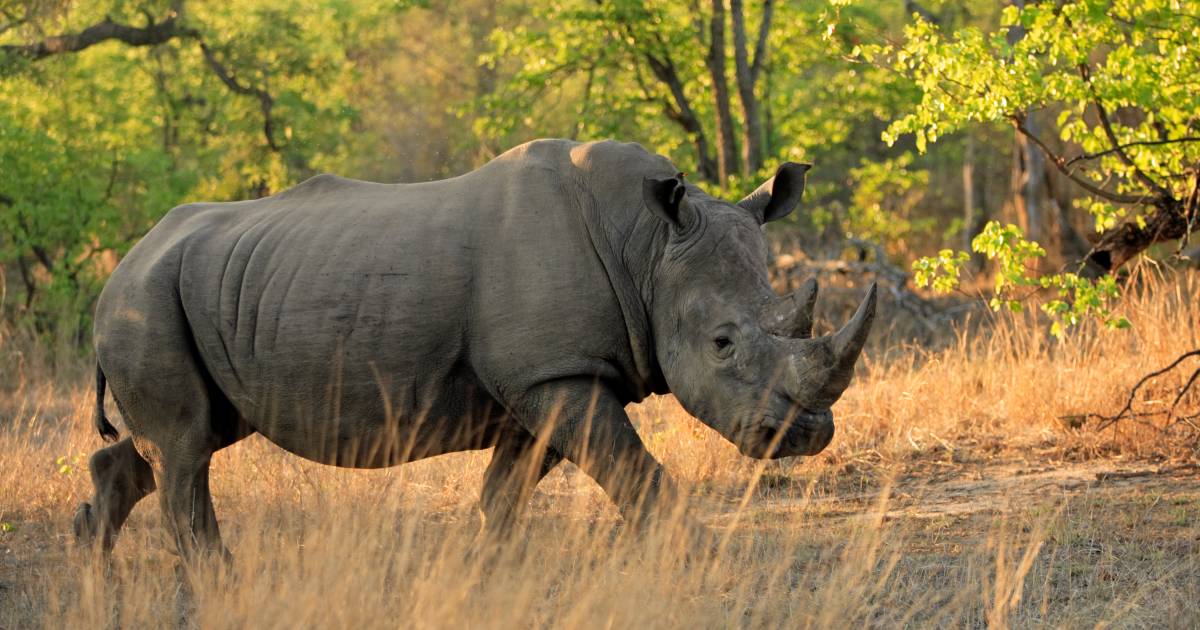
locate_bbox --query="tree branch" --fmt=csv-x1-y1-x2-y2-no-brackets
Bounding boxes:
197,42,279,151
1078,63,1172,200
1008,114,1150,205
1064,136,1200,167
0,14,187,60
632,27,718,181
2,11,283,153
904,0,941,26
0,9,27,38
1008,112,1200,274
17,256,36,310
14,213,55,272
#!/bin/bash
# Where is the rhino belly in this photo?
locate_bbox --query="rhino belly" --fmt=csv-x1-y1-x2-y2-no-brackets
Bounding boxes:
237,359,508,468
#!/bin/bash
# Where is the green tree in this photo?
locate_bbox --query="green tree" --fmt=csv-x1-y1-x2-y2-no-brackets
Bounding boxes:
0,0,409,336
479,1,1000,268
479,0,797,188
862,0,1200,274
838,0,1200,334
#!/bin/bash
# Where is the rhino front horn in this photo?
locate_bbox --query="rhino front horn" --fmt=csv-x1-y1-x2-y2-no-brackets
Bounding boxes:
831,282,877,370
786,283,877,410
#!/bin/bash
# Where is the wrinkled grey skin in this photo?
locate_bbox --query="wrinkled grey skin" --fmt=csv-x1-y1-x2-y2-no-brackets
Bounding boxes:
72,139,875,558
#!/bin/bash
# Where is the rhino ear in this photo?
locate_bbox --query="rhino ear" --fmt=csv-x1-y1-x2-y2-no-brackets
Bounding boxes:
643,173,690,229
738,162,811,223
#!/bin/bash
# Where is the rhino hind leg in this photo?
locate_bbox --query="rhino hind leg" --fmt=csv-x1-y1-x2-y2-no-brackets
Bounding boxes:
96,340,245,562
150,445,226,561
479,424,563,538
73,438,156,551
141,386,248,562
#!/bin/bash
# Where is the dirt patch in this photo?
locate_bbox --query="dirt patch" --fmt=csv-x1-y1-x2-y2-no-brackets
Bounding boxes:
886,460,1199,519
720,459,1200,525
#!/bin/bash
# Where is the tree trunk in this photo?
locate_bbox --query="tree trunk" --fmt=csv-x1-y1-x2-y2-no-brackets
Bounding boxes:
706,0,739,183
470,0,501,163
1005,0,1044,248
1003,54,1200,276
1084,197,1194,274
643,51,719,182
731,0,772,176
1042,165,1093,266
762,55,774,159
1011,115,1200,276
962,134,986,270
1012,114,1046,246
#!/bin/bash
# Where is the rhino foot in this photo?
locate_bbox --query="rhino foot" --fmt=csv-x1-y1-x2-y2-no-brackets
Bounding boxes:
72,501,98,547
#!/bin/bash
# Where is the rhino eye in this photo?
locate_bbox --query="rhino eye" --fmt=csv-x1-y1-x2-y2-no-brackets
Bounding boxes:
713,336,733,355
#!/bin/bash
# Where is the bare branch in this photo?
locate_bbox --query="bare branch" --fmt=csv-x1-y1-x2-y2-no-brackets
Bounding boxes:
1171,365,1200,419
1081,349,1200,433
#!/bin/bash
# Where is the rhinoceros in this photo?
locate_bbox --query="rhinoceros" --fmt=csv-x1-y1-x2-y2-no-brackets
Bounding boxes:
73,139,875,558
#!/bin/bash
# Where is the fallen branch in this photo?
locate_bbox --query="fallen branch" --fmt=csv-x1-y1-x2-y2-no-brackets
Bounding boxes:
1065,349,1200,433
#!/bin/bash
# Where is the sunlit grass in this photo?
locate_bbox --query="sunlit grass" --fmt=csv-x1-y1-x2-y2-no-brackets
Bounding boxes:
1,269,1197,627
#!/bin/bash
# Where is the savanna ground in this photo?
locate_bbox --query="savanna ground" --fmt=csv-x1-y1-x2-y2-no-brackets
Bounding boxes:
1,269,1198,628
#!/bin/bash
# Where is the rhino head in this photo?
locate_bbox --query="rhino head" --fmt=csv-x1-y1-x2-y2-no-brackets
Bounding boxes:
643,163,876,459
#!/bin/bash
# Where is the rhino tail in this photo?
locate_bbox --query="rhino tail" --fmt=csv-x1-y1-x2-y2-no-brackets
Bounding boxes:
95,362,119,443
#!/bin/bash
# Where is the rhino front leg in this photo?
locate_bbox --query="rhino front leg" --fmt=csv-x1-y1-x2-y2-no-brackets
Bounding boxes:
479,424,563,537
511,379,677,523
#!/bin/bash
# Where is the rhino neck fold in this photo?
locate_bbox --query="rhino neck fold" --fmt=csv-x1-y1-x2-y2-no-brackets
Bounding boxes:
570,177,670,401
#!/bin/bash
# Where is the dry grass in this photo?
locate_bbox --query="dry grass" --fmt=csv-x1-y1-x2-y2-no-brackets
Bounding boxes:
1,269,1198,628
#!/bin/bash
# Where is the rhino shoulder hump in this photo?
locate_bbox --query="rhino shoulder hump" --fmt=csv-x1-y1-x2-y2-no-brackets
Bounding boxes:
269,173,363,201
154,201,229,235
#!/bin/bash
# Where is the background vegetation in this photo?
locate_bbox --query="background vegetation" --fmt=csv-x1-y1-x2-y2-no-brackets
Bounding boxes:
3,0,1197,346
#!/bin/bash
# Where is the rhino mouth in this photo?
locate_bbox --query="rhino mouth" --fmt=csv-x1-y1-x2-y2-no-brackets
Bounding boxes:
736,408,834,459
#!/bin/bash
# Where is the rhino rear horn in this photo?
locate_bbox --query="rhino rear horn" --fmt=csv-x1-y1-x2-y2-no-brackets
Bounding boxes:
763,277,819,338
